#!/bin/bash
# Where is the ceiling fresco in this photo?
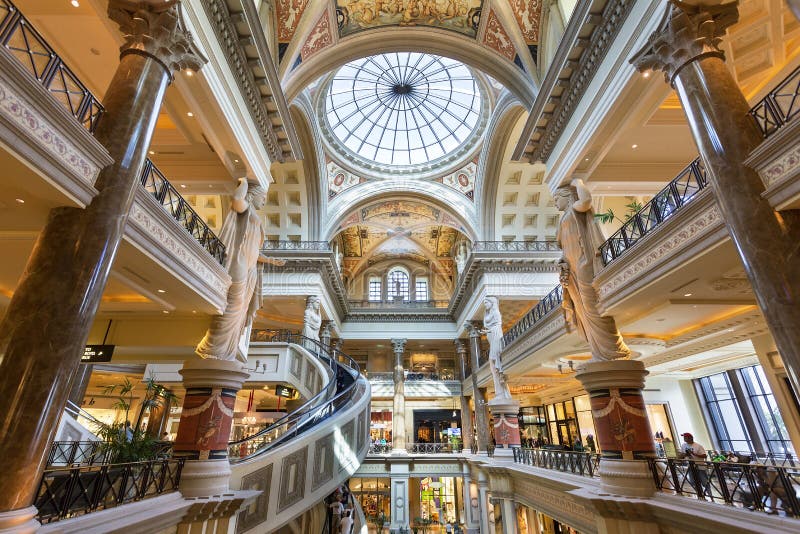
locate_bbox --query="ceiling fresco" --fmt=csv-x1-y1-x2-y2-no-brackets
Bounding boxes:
437,159,477,201
482,9,516,61
276,0,311,43
300,10,335,61
507,0,542,44
334,1,484,38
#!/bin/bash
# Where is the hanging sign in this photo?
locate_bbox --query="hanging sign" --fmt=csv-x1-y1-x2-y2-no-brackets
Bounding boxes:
82,345,115,363
275,385,298,399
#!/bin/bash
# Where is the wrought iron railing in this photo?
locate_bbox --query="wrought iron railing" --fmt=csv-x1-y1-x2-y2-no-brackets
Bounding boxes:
47,441,107,467
648,458,800,517
513,447,600,478
0,0,104,132
599,157,708,266
407,442,463,454
262,240,331,251
139,159,226,264
501,284,564,349
250,328,300,342
34,458,184,524
368,442,393,455
749,65,800,137
472,241,560,252
367,371,456,381
348,299,450,309
228,333,362,462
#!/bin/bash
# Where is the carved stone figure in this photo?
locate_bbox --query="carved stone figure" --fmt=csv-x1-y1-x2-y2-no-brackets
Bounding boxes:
554,179,631,361
303,296,322,342
483,296,512,400
196,178,267,361
454,241,468,276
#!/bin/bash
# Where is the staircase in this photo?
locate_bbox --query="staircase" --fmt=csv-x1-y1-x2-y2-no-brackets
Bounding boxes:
228,334,371,533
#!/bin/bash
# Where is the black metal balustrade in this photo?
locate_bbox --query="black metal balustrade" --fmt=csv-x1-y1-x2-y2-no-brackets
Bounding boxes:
599,157,708,266
262,240,332,251
501,284,564,348
368,442,393,455
749,65,800,137
140,159,226,264
348,299,450,309
513,447,600,478
47,441,108,467
0,0,104,132
407,442,463,454
649,458,800,517
472,241,560,252
34,458,184,524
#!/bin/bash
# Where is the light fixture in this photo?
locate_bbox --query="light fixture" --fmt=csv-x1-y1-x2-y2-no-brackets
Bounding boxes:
70,0,80,7
185,69,194,77
157,289,166,293
14,198,24,204
162,310,169,314
186,111,194,117
631,144,639,149
149,150,155,155
683,293,692,297
180,184,187,189
643,71,651,79
191,310,197,314
234,159,239,163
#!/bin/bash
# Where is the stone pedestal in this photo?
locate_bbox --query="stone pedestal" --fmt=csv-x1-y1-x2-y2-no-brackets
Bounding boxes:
575,360,655,497
632,0,800,401
174,358,249,498
488,397,521,458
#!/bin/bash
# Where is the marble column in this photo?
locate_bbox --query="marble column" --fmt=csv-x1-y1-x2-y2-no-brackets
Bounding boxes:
752,333,800,453
477,473,492,534
632,1,800,399
391,338,407,453
173,359,249,497
467,324,490,454
66,364,93,416
455,340,474,451
499,498,519,534
575,360,656,497
0,2,203,522
461,467,481,534
145,390,173,439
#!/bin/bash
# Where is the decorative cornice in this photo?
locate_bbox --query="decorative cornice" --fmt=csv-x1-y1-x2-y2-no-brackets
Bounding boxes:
513,0,635,162
202,0,285,162
630,0,738,85
108,1,205,78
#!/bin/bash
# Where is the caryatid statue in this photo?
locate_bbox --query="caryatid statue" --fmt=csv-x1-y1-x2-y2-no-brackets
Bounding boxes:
303,296,322,342
554,179,631,361
196,178,267,362
482,296,512,400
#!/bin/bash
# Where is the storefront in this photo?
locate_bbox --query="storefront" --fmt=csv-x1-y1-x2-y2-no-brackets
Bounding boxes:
413,409,461,446
412,476,462,528
350,477,391,525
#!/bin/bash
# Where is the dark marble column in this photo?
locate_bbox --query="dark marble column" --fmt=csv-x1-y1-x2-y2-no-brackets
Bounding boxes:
632,1,800,399
0,2,203,516
145,391,173,438
391,338,407,453
466,324,490,454
455,340,474,451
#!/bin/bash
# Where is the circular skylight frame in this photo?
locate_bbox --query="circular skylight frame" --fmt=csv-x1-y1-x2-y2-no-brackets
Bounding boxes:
319,52,489,179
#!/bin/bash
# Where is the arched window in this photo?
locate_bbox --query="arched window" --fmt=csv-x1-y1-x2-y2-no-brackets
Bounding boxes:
387,267,410,301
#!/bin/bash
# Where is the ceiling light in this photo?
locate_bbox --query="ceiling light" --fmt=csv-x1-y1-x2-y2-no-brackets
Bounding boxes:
727,328,734,332
192,310,197,314
187,112,194,117
631,144,638,149
643,71,651,79
234,159,239,163
162,310,170,314
683,293,692,297
584,157,589,161
14,198,24,204
71,0,79,7
209,185,213,188
180,184,187,189
149,150,155,155
157,289,166,293
185,69,194,77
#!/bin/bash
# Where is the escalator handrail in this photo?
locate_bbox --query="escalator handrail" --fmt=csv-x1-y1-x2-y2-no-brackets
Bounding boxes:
228,333,363,463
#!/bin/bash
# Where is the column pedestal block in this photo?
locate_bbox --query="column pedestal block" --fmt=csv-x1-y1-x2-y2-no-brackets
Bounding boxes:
174,358,249,498
0,506,38,534
488,397,521,458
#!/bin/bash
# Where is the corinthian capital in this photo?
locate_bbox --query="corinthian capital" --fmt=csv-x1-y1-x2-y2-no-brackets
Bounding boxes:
109,1,206,78
630,1,739,85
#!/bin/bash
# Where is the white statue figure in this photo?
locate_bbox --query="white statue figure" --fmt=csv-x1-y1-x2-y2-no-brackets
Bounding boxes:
196,178,267,362
454,241,468,276
336,249,344,272
302,296,322,342
554,178,631,361
483,296,512,400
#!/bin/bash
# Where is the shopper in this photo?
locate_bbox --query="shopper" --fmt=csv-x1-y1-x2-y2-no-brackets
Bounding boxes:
339,510,353,534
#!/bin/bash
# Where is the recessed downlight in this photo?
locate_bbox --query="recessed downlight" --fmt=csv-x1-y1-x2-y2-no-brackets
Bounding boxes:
157,289,166,293
186,112,194,117
631,144,639,149
70,0,79,7
14,198,24,204
683,293,692,297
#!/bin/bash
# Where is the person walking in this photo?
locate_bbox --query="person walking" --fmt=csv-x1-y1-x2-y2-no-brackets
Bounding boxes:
680,432,709,496
329,497,343,534
339,510,353,534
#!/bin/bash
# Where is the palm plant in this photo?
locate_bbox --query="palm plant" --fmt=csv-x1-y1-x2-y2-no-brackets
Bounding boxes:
594,200,644,225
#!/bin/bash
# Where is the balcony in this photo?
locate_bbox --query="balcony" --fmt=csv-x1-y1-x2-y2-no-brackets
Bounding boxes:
348,299,450,310
746,65,800,211
367,371,461,398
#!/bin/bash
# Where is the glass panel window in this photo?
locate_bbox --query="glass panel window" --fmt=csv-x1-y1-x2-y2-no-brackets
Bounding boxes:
387,269,409,300
698,372,753,453
739,365,796,455
368,278,382,301
415,279,428,301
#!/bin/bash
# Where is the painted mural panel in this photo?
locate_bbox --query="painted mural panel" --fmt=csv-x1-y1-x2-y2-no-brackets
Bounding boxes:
483,9,515,61
276,0,310,42
334,0,484,38
301,11,335,60
507,0,542,43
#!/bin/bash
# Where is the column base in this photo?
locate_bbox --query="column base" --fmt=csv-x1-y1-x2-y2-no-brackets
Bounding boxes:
0,506,39,533
179,458,233,498
488,397,521,454
391,447,409,455
598,458,655,498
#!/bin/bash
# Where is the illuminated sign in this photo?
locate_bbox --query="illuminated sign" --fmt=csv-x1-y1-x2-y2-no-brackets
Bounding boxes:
82,345,114,363
275,385,297,399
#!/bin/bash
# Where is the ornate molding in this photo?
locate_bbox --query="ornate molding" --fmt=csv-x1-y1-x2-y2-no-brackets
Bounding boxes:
108,1,206,77
761,145,800,187
630,0,738,85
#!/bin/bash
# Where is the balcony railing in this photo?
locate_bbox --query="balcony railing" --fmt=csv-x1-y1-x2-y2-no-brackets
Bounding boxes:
501,284,564,348
749,65,800,137
599,157,708,266
140,159,226,264
34,458,184,524
513,447,600,478
47,441,107,467
0,0,104,132
348,299,450,309
648,458,800,517
367,371,457,381
262,240,331,251
472,240,560,252
407,442,463,454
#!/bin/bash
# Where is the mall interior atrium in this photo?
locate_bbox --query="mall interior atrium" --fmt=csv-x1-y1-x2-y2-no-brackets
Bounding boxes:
0,0,799,533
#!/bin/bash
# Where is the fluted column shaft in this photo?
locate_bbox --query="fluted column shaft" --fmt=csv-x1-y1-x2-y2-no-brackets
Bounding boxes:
455,340,474,450
0,2,202,513
467,325,490,454
632,1,800,398
391,338,407,452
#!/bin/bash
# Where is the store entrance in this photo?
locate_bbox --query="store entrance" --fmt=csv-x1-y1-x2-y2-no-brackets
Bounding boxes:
412,409,460,444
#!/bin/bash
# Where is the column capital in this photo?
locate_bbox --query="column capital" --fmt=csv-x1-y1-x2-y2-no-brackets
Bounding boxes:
390,338,407,354
630,1,738,85
109,1,206,79
454,339,467,354
464,321,482,338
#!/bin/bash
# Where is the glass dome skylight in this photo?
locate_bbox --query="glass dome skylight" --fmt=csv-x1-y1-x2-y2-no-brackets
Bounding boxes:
324,53,482,168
